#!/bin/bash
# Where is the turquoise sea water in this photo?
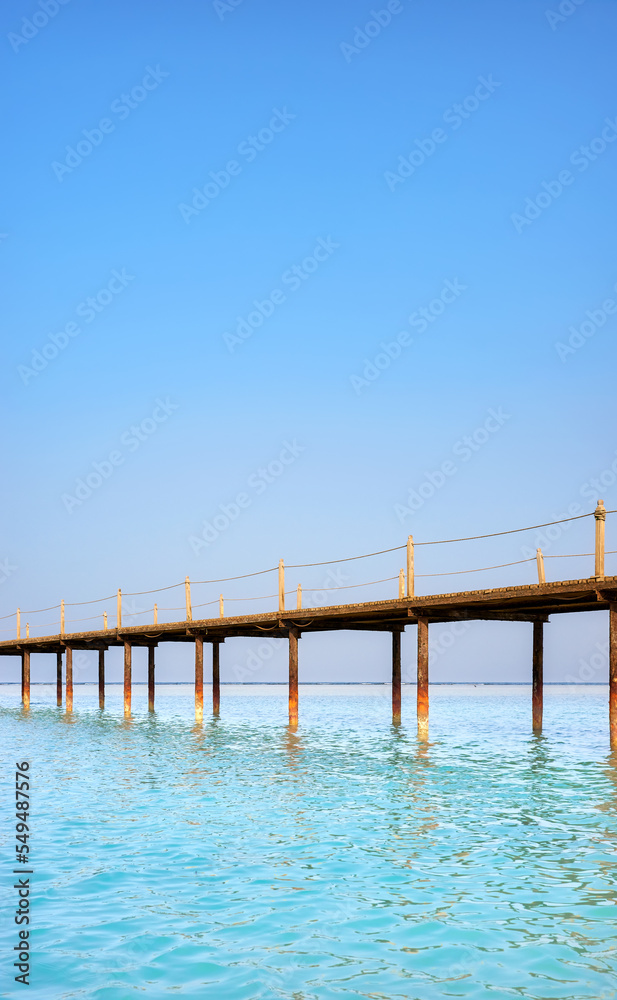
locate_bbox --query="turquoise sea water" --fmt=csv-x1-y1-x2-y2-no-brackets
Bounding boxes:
1,685,616,999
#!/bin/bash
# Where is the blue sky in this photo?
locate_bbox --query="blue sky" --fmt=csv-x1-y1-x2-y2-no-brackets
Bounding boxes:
2,0,617,686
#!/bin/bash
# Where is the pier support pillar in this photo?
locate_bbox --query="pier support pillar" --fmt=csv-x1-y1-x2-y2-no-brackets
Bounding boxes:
98,649,105,710
21,650,30,710
195,637,204,721
392,630,401,722
56,651,62,707
610,605,617,749
212,642,220,715
66,647,73,712
532,621,543,732
417,618,429,738
148,646,155,712
123,642,131,716
289,628,299,726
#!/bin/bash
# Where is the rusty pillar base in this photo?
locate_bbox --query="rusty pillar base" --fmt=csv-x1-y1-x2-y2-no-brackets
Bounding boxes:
532,621,543,733
610,606,617,749
22,651,30,711
56,651,62,707
212,642,220,715
148,646,155,712
417,618,429,739
392,631,401,722
289,628,299,726
98,649,105,710
66,647,73,713
123,642,131,716
195,637,204,722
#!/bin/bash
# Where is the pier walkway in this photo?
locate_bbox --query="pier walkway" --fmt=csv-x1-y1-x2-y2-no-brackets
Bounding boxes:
3,502,616,744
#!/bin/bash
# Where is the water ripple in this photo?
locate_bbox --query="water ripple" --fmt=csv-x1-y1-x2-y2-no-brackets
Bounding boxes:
1,688,616,998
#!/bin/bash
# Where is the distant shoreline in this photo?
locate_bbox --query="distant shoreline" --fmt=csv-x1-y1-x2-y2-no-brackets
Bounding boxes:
0,682,607,687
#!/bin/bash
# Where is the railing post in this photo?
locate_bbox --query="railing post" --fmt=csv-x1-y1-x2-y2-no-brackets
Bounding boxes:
407,535,414,597
279,559,285,612
185,576,192,621
153,604,157,625
297,584,302,609
103,611,108,630
117,589,122,629
219,594,224,618
595,499,606,579
536,548,545,585
60,598,65,636
398,569,405,599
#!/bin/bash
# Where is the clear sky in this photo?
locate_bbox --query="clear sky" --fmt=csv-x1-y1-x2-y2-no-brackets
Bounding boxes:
2,0,617,687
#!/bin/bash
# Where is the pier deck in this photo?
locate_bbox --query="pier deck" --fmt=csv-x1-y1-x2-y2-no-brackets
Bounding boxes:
4,504,617,744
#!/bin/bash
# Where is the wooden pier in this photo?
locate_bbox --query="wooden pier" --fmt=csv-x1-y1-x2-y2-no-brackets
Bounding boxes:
3,502,617,746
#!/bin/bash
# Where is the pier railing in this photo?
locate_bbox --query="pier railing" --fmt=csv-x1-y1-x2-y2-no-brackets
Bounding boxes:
2,501,615,640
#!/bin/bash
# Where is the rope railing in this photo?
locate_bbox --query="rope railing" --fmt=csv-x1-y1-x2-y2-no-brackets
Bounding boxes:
545,549,617,558
21,603,61,614
417,557,536,577
5,503,615,640
64,594,116,607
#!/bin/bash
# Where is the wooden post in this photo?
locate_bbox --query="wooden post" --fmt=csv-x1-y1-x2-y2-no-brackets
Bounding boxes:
219,594,224,617
392,630,401,722
610,604,617,749
153,604,157,625
16,608,20,640
26,623,29,638
60,598,65,636
117,589,122,629
407,536,414,597
279,560,285,612
103,611,107,630
98,649,105,709
297,584,302,610
536,548,545,585
398,569,405,599
148,646,155,711
22,650,30,710
212,642,220,715
195,637,204,720
532,621,543,732
185,577,192,621
289,627,299,725
595,499,606,579
417,617,429,738
56,651,62,707
123,641,131,715
66,647,73,712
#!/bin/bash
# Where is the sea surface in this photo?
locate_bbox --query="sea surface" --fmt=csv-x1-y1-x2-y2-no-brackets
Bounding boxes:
1,684,616,999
